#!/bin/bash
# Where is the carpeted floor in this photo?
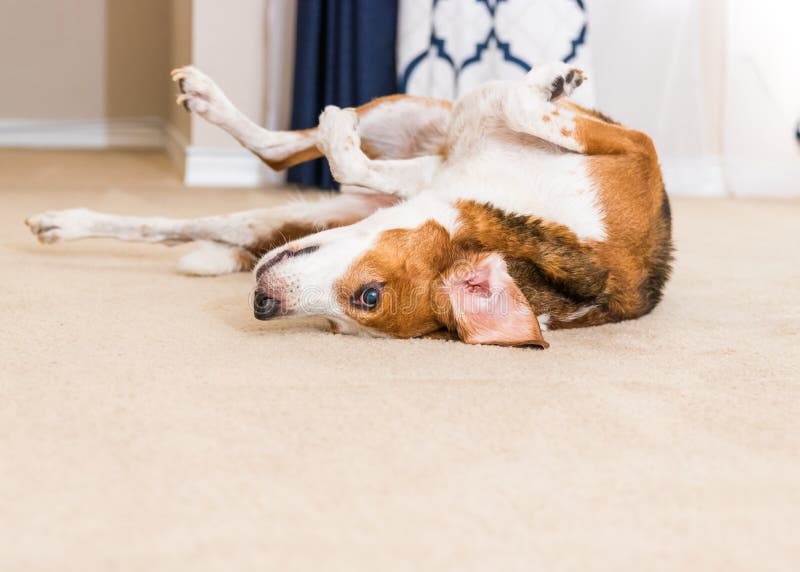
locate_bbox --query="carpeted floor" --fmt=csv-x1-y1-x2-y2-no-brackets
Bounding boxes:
1,150,798,571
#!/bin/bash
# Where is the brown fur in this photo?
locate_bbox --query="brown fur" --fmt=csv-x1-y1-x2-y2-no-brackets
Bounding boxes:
248,219,362,259
335,221,455,338
233,248,258,272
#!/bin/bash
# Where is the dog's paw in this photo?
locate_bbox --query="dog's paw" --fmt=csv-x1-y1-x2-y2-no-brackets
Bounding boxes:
171,66,233,124
317,106,360,146
25,208,94,244
316,106,367,183
525,63,586,101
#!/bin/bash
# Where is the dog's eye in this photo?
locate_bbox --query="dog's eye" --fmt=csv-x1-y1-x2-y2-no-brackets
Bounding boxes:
353,284,383,310
360,287,381,308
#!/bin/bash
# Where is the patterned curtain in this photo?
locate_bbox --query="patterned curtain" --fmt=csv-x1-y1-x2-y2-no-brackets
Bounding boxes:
397,0,594,107
288,0,399,190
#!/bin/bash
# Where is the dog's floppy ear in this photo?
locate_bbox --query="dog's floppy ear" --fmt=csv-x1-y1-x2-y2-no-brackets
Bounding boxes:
438,253,548,348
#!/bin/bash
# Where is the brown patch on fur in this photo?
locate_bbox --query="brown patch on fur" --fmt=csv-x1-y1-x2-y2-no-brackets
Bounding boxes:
453,190,671,329
233,248,258,272
247,218,361,258
542,115,551,123
335,221,454,338
248,222,321,257
260,143,322,171
559,110,673,322
574,116,655,156
589,146,673,319
559,101,619,125
561,128,572,137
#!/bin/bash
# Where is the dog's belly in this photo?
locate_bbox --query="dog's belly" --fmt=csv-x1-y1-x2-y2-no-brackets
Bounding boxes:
433,146,606,242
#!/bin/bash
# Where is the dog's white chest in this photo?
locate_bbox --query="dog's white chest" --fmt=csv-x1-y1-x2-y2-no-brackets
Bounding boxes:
434,146,606,242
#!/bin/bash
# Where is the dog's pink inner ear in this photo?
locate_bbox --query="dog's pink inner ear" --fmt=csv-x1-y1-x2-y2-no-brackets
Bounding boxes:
446,253,548,348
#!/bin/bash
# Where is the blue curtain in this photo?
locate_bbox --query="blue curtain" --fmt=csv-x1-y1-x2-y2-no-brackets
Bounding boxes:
288,0,399,190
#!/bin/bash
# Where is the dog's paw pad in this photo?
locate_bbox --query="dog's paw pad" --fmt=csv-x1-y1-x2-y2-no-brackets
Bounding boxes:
549,68,586,101
525,63,587,101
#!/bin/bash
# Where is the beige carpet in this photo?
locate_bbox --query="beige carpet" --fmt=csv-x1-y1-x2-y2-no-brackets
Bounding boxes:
1,150,798,571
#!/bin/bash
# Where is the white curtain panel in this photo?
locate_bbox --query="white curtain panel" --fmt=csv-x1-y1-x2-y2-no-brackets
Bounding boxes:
587,0,727,197
397,0,596,108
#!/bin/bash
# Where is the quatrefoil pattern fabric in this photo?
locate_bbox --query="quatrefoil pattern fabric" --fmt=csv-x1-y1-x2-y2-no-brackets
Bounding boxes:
398,0,594,106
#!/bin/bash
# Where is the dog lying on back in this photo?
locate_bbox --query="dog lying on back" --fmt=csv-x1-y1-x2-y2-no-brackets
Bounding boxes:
26,63,673,348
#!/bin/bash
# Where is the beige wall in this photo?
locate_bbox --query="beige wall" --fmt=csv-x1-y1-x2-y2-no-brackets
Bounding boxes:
105,0,171,120
0,0,172,122
0,0,106,120
169,0,193,142
190,0,268,147
0,0,279,138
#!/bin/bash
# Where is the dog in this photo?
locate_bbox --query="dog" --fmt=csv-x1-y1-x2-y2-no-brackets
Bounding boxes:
26,63,673,348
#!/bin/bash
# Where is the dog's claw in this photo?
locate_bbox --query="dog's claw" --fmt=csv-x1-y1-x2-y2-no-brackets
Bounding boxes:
169,66,228,121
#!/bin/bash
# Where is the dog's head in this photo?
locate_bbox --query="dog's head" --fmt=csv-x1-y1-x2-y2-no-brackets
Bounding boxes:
253,200,548,347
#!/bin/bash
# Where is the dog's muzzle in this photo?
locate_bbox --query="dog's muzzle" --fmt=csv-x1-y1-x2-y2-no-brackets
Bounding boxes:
253,292,280,320
253,244,320,321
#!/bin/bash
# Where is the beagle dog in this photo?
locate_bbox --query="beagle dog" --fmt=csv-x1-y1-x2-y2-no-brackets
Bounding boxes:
26,63,673,348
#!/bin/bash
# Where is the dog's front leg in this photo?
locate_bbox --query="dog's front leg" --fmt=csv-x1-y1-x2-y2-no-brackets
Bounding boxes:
171,66,317,170
316,106,442,198
26,193,396,275
25,208,258,246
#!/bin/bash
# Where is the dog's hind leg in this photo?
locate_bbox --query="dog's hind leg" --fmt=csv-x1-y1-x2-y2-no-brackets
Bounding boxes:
26,193,396,275
501,64,654,156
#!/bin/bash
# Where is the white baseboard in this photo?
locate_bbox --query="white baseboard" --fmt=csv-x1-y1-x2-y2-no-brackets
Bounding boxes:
0,117,284,188
724,157,800,198
183,146,273,187
0,118,165,148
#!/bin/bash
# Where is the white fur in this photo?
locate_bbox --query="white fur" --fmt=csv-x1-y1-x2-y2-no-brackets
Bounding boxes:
537,314,551,332
561,305,598,322
317,105,442,198
27,208,256,245
356,97,450,158
177,242,252,276
309,70,606,241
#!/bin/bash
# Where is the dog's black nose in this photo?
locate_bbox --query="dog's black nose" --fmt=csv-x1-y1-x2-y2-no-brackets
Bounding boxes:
254,292,280,320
